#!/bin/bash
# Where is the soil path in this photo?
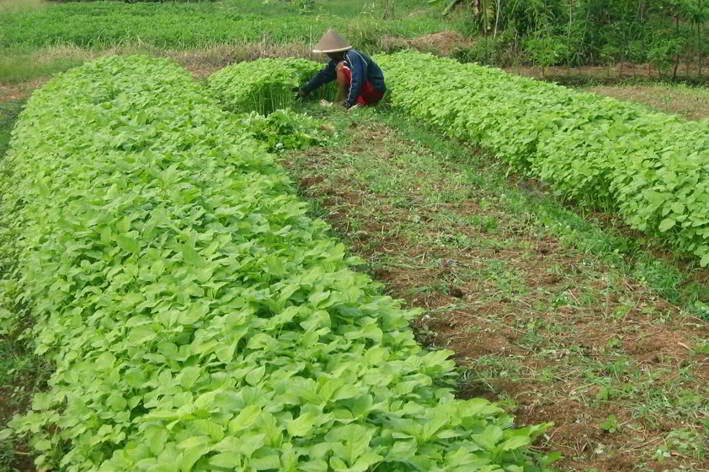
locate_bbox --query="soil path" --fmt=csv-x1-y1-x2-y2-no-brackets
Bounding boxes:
284,111,708,472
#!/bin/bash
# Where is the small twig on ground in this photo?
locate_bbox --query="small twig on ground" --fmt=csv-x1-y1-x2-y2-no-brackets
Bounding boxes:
567,289,580,306
628,436,664,450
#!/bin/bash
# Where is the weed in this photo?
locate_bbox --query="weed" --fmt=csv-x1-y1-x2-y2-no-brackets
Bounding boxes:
599,415,620,433
655,428,706,462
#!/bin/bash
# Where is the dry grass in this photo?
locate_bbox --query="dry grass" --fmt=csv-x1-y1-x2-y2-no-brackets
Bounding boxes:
586,84,709,120
0,42,328,86
0,45,95,84
164,43,320,78
0,0,44,13
508,63,707,84
30,44,95,62
380,30,472,56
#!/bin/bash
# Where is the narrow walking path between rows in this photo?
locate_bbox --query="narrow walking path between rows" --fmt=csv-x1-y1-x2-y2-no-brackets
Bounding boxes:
283,108,708,472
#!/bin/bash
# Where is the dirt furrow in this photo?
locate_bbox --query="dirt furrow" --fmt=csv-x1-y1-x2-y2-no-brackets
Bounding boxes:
284,113,708,472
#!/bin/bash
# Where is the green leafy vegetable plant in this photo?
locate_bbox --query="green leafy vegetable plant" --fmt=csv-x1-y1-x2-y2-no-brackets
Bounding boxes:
208,58,334,115
0,55,552,471
236,109,330,153
376,51,709,265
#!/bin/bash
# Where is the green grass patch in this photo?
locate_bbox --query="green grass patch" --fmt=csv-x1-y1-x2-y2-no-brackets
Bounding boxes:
0,327,50,472
288,101,706,315
0,0,458,83
0,0,451,50
0,100,23,158
0,51,86,83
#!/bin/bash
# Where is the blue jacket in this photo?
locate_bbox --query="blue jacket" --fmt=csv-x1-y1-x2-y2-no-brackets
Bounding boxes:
302,49,386,107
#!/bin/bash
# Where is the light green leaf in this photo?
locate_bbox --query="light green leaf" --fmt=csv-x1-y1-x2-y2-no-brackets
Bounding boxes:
287,411,318,437
245,365,266,386
116,234,140,254
229,405,261,433
658,217,676,232
500,435,531,451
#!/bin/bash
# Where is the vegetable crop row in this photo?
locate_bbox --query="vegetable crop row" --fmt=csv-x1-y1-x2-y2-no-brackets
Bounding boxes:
0,56,549,471
376,52,709,266
208,58,331,115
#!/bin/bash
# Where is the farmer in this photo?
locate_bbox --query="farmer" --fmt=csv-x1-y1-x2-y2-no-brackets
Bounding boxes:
298,29,386,109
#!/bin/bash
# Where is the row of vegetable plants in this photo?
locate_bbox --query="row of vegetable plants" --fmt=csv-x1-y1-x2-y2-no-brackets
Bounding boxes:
0,56,550,471
208,58,334,115
376,52,709,266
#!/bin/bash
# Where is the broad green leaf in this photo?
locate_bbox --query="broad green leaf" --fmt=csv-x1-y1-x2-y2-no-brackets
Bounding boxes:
500,435,531,451
1,54,559,472
116,234,140,254
245,365,266,386
658,217,676,232
209,452,243,468
229,405,262,433
287,411,318,438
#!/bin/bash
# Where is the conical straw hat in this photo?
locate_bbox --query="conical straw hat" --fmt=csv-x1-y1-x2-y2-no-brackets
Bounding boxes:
313,29,352,54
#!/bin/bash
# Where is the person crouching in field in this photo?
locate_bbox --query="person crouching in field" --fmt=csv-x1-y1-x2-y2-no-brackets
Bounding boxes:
298,29,386,110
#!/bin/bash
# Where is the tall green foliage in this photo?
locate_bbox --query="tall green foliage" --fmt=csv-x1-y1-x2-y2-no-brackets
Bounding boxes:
0,56,551,471
444,0,707,71
378,51,709,264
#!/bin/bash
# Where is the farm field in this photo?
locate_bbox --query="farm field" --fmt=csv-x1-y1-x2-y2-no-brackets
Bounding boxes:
282,104,708,472
1,54,557,472
0,1,707,472
0,0,459,85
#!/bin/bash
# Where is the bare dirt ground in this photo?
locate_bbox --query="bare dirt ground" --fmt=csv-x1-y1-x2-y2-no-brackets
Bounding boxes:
284,114,708,472
0,80,44,102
